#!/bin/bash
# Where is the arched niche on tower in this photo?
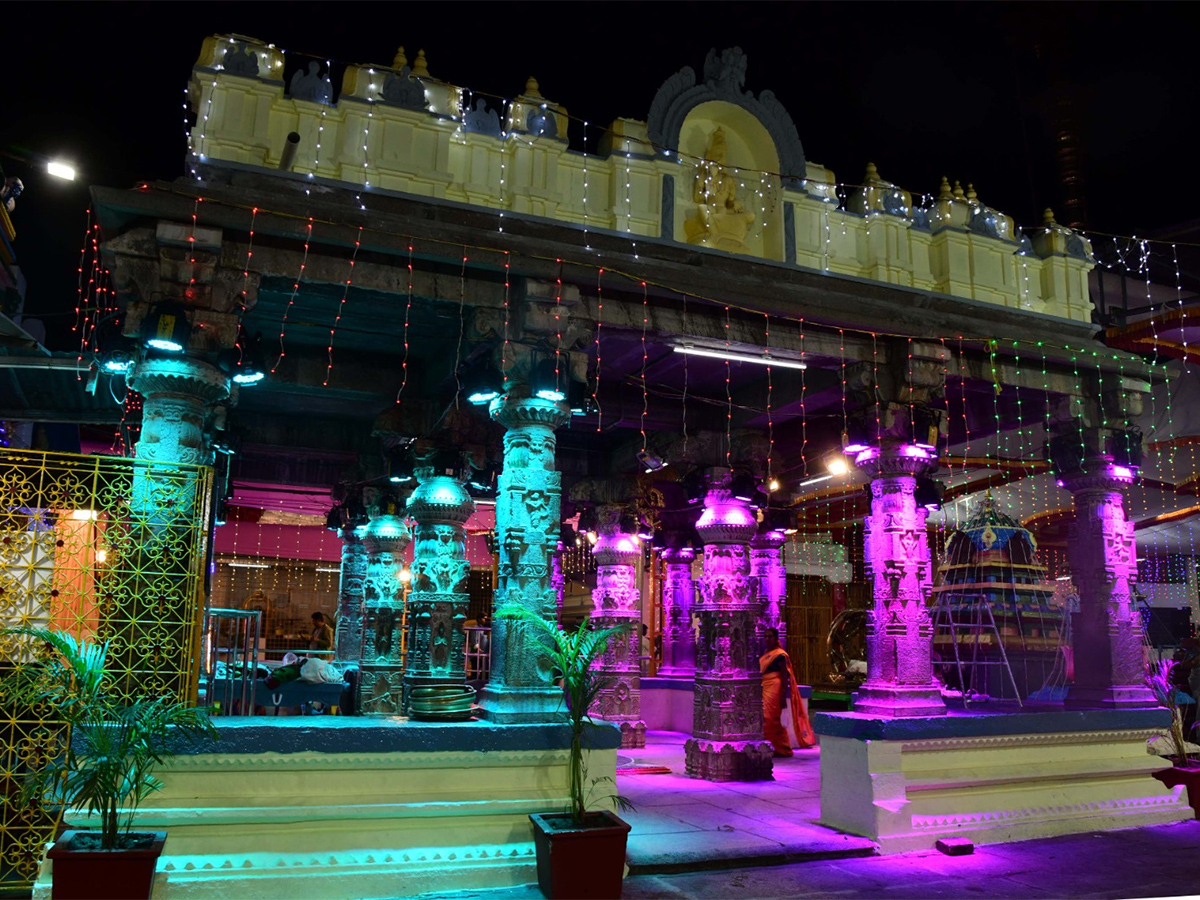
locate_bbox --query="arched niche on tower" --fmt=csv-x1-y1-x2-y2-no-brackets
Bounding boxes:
676,100,784,261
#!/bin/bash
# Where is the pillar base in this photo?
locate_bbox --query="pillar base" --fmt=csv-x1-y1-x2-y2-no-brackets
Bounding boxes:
477,685,564,724
853,683,947,718
1065,684,1160,710
605,719,646,749
685,738,773,782
655,666,696,678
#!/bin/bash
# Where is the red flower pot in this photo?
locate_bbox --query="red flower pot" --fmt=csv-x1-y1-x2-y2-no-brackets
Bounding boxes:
46,830,166,900
1152,766,1200,819
529,810,631,899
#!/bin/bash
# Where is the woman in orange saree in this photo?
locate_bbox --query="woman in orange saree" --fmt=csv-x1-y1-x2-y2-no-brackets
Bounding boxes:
759,628,815,756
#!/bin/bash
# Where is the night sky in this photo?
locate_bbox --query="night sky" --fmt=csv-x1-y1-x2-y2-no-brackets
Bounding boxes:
4,2,1198,350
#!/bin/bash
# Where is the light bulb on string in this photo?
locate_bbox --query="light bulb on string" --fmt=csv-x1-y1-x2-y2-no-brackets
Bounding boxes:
593,267,604,432
395,241,415,404
799,318,808,478
272,216,313,373
324,226,363,386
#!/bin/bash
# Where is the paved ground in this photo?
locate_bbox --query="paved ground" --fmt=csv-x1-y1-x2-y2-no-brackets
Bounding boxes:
421,821,1200,900
415,731,1200,900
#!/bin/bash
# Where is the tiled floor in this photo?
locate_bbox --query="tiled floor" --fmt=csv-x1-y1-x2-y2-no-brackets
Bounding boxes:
615,731,873,872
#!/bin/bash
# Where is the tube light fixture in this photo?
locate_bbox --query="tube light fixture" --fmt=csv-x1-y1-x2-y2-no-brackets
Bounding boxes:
799,474,833,488
47,161,76,181
315,567,341,573
673,345,806,370
227,561,270,569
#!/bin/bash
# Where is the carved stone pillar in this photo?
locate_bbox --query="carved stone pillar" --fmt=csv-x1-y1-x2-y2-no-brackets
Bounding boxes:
334,524,368,664
590,505,646,748
403,469,474,709
659,546,697,676
686,471,773,781
359,511,411,715
478,390,572,723
127,357,230,517
1059,457,1157,708
852,445,946,717
751,528,787,654
114,357,229,699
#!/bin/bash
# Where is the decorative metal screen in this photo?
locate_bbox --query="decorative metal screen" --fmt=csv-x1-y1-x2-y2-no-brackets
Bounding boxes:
0,448,212,890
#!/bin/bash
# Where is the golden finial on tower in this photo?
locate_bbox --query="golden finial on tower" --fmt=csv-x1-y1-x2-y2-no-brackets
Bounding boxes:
937,176,953,200
952,180,966,200
525,76,542,98
966,184,978,202
864,162,880,183
1043,208,1058,226
412,49,429,77
392,45,408,69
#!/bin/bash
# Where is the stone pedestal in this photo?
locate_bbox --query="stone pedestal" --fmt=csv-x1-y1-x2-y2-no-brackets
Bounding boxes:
852,446,946,718
685,473,773,781
334,525,368,664
359,513,411,715
659,547,697,676
590,506,646,748
815,708,1190,853
750,528,787,653
1062,465,1158,708
403,470,474,710
478,392,572,724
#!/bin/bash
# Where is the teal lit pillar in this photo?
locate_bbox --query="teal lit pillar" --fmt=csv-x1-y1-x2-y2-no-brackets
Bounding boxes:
403,468,474,709
359,509,411,715
477,389,571,724
334,525,368,664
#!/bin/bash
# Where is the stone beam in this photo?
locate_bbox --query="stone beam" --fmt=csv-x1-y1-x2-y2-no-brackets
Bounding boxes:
92,174,1106,353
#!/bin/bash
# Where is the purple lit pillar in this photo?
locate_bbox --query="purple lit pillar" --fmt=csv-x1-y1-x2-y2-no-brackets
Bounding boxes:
659,546,697,676
1062,463,1157,708
751,528,787,653
590,505,646,748
686,471,773,781
334,524,368,664
852,445,946,718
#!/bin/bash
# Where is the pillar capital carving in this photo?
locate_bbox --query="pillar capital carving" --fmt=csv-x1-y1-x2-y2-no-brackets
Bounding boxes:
406,472,474,527
751,528,786,552
129,357,230,405
854,445,938,481
695,472,758,546
489,392,571,432
662,546,696,565
363,514,412,556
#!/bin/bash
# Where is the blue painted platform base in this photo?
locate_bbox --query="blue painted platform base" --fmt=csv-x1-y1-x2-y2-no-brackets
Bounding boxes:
35,718,620,900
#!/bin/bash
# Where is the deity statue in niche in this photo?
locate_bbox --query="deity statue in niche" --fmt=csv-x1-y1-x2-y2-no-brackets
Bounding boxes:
684,127,756,251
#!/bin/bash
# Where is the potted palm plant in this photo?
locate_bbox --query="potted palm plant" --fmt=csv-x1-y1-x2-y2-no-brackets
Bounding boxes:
1146,657,1199,818
5,628,217,899
496,605,635,900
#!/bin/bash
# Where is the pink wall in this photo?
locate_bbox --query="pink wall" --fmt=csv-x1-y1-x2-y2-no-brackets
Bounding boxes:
214,504,497,568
